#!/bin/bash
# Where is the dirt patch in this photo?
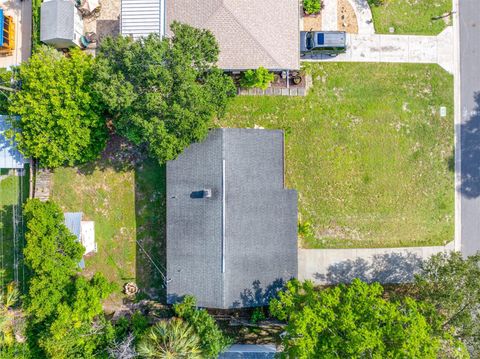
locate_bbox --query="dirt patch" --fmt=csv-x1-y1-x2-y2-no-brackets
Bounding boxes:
338,0,358,34
303,14,322,31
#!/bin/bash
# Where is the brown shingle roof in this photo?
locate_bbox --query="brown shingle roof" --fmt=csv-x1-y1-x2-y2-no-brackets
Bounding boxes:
167,0,300,70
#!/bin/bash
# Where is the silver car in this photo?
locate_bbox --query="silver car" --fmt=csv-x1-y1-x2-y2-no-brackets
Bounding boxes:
300,31,347,56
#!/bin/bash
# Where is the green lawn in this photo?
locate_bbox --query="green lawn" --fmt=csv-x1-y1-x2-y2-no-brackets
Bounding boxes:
370,0,452,35
218,63,454,249
51,139,166,308
0,168,29,287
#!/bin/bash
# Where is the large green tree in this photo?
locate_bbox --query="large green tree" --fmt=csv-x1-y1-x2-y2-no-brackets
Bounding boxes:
173,295,231,358
414,252,480,356
23,199,114,358
6,46,108,168
93,22,236,164
270,279,465,359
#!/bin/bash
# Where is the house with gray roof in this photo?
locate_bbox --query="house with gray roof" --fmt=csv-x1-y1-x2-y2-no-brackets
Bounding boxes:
121,0,299,71
166,129,298,309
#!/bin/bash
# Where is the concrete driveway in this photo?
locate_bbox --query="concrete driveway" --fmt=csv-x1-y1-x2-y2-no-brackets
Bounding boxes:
298,242,454,285
302,27,454,74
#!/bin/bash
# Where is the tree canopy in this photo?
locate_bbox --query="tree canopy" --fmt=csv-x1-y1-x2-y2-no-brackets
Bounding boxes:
93,22,236,164
23,199,115,358
6,46,108,168
414,252,480,356
173,295,231,358
270,278,462,359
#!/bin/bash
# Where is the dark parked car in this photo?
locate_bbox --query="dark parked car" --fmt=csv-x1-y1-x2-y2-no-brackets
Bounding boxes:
300,31,347,56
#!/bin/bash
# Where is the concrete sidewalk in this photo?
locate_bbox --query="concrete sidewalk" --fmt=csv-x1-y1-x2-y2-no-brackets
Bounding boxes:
322,0,338,31
298,241,454,285
302,27,454,74
346,0,375,34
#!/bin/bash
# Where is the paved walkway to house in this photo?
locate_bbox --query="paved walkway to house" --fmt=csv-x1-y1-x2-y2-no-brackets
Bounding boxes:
302,26,454,74
346,0,374,34
298,241,454,285
34,169,52,202
322,0,338,31
322,0,374,34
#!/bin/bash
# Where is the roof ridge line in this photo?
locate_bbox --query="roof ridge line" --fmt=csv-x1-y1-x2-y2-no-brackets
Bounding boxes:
216,3,282,68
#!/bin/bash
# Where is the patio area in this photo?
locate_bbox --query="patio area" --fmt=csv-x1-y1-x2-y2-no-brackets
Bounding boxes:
82,0,119,51
237,71,312,97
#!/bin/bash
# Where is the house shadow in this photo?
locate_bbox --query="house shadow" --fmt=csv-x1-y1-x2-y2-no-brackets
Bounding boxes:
313,252,424,285
232,279,286,308
459,92,480,199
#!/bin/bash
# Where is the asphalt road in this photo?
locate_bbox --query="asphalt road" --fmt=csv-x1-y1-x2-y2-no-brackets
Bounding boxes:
459,0,480,256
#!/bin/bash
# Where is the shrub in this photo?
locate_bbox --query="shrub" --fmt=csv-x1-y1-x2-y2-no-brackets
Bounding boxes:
303,0,321,15
298,221,314,240
137,319,202,358
174,296,232,358
240,67,275,90
250,307,266,324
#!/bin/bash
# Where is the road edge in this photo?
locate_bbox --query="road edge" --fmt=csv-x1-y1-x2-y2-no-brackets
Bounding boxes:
453,0,462,252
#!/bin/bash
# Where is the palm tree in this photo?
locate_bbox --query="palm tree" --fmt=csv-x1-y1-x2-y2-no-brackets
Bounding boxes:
137,318,202,359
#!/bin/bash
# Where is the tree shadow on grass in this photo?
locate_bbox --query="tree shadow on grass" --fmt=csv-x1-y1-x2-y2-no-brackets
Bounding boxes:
58,137,167,305
134,160,167,302
77,135,147,175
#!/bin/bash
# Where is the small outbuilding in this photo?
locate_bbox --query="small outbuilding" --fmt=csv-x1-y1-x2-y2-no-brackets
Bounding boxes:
64,212,97,269
167,128,298,309
40,0,84,48
0,115,25,169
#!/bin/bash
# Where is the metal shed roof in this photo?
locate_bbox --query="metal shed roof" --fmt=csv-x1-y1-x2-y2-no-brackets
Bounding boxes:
64,212,85,269
121,0,165,39
0,115,25,169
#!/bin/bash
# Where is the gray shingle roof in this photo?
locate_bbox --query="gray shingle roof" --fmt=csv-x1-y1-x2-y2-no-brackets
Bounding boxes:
166,0,300,71
0,116,25,169
167,129,297,309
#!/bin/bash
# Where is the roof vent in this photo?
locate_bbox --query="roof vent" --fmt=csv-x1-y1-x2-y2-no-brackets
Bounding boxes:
202,188,212,198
